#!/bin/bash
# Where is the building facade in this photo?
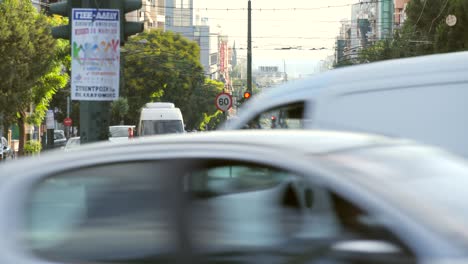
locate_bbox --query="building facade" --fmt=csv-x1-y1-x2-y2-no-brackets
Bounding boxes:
126,0,166,30
394,0,411,28
165,0,193,27
335,0,399,66
377,0,394,39
253,66,287,89
165,1,223,81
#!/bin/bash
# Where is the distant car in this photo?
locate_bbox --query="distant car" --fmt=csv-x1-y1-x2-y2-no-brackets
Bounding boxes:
223,51,468,159
63,137,80,152
53,130,67,148
1,130,468,263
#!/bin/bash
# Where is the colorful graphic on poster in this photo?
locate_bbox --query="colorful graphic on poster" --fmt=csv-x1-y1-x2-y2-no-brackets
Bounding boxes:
71,8,120,101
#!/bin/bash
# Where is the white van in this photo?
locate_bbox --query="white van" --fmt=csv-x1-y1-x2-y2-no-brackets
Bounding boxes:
138,102,185,136
223,51,468,159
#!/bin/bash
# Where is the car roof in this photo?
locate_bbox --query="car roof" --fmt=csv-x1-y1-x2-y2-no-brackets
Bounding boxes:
0,130,419,178
54,130,411,156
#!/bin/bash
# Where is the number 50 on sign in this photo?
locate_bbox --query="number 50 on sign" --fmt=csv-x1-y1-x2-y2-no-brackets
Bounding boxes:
215,93,233,112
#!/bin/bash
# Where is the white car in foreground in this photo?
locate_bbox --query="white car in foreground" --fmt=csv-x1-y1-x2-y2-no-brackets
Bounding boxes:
1,130,468,263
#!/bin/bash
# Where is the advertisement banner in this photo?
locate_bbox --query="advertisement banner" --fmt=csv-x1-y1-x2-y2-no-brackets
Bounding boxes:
219,41,226,73
71,8,120,101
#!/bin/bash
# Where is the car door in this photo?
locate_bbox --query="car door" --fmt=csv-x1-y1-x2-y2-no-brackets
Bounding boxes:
0,146,418,264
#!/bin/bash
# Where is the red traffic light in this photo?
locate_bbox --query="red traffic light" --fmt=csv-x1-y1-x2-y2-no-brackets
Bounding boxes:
243,91,251,99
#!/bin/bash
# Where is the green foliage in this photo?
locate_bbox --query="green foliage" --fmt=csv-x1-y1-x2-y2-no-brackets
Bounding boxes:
0,0,57,154
199,110,225,131
24,140,42,154
111,97,130,125
435,0,468,53
0,0,56,115
122,30,221,130
43,16,72,124
177,78,224,130
333,59,355,68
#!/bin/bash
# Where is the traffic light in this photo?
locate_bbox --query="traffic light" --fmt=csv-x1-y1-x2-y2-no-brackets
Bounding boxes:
243,91,252,100
106,0,144,45
48,0,143,44
48,0,81,39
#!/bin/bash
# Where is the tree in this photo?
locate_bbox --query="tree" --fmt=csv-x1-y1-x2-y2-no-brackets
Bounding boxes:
0,0,57,155
30,16,70,127
122,30,221,130
199,110,225,131
182,78,223,130
435,0,468,53
111,97,129,125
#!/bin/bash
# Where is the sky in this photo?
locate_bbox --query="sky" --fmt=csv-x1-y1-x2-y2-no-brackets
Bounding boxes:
193,0,360,77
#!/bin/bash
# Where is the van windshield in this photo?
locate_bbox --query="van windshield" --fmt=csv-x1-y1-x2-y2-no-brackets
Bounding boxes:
141,120,184,135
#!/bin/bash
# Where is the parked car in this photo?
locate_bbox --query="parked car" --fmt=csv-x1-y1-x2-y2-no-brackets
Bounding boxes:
63,137,80,152
53,130,67,148
223,51,468,159
0,137,12,160
1,130,468,263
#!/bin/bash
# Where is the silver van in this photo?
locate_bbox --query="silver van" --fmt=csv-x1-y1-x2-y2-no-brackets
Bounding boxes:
223,51,468,158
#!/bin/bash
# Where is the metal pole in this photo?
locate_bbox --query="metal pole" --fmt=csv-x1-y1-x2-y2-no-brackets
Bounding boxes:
247,0,252,94
78,0,111,144
66,96,70,138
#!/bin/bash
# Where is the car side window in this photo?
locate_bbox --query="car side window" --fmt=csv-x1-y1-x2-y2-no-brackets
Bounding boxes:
186,161,416,264
244,102,305,129
22,159,416,264
23,162,180,263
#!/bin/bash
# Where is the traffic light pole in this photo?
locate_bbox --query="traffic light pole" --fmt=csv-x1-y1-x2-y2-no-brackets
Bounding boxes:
78,0,110,144
80,101,110,143
49,0,143,144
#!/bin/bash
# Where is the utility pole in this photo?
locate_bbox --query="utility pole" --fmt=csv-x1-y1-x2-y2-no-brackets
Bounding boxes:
247,0,252,95
283,59,287,82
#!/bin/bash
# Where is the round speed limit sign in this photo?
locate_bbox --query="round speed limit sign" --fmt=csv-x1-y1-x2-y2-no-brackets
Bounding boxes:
215,92,233,112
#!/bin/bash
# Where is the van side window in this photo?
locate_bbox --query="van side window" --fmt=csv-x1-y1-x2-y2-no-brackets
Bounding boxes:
244,103,305,129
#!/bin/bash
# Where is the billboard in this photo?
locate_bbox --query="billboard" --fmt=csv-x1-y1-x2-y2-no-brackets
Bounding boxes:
71,8,120,101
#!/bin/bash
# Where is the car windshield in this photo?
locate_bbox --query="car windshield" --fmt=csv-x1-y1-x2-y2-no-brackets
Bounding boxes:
141,120,184,136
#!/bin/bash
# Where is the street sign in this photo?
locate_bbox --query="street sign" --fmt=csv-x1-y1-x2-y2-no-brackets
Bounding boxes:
215,93,233,112
71,8,120,101
46,110,55,129
64,117,73,127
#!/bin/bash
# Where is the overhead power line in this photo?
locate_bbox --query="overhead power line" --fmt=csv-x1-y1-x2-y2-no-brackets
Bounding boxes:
140,0,390,12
